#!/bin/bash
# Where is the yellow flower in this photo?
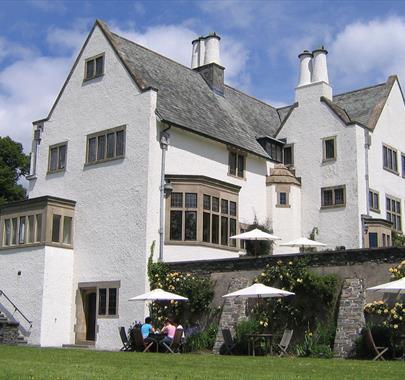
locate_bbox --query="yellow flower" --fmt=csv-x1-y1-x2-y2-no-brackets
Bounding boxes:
384,309,389,314
308,332,313,337
288,261,293,265
393,324,399,329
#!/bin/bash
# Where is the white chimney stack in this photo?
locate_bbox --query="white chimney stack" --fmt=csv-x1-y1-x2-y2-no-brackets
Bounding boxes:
297,50,312,87
204,33,221,65
311,47,329,84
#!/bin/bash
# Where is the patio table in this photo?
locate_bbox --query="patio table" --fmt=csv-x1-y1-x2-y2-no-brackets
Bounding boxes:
146,333,167,352
246,333,273,356
393,335,405,360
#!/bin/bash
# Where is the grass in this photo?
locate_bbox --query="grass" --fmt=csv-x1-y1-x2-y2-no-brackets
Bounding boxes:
0,345,404,379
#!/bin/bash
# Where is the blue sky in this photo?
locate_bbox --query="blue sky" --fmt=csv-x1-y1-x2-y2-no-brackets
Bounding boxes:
2,0,405,152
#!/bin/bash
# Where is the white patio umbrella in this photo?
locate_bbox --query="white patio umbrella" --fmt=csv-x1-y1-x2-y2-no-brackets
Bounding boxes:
222,283,295,299
367,277,405,293
278,237,327,252
229,228,281,241
129,288,188,301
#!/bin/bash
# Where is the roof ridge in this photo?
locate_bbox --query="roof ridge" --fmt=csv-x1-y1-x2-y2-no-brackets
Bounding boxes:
224,84,277,110
334,81,387,98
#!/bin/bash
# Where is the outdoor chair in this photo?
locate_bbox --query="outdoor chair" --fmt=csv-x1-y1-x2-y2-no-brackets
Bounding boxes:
118,326,131,351
364,328,388,361
222,329,237,355
276,329,293,357
162,329,183,354
132,327,154,353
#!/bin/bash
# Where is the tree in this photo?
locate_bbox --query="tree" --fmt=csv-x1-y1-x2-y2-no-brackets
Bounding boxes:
0,136,30,206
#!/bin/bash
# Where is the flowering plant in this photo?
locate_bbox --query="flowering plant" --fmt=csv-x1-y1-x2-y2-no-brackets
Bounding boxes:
388,260,405,280
364,301,405,331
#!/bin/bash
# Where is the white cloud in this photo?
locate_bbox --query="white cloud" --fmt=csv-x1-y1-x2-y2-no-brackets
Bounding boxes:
329,17,405,87
0,37,35,63
29,0,67,13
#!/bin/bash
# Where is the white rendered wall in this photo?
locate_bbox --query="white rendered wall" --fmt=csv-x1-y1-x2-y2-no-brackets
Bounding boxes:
0,247,45,344
278,83,362,250
28,25,155,350
368,80,405,232
163,127,270,262
40,246,74,347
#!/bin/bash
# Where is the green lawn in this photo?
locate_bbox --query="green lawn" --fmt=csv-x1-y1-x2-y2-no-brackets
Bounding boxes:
0,345,404,380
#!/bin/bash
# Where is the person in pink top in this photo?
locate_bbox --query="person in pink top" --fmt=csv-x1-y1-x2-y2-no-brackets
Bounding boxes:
160,319,176,350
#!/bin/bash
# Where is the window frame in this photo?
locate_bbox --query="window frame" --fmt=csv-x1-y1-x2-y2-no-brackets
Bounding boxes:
97,286,119,318
401,153,405,178
369,189,380,213
382,143,398,174
47,142,68,174
50,213,74,247
321,185,346,209
386,195,402,231
228,148,246,179
276,185,290,208
322,136,337,162
283,144,294,166
85,125,126,166
84,53,105,81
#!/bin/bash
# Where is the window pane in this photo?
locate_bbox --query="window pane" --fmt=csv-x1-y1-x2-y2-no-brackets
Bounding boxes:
237,155,244,177
97,135,106,161
212,197,219,212
50,147,58,171
58,144,66,169
221,216,228,246
171,193,183,208
229,152,237,175
88,137,96,162
11,218,17,245
279,192,287,205
211,214,219,244
116,130,125,157
276,145,283,162
95,56,104,76
402,154,405,177
170,211,182,240
229,201,237,216
369,232,378,248
383,146,388,167
335,188,344,205
108,288,117,315
374,193,379,209
4,219,11,246
28,215,35,243
35,214,42,242
98,288,107,315
184,211,197,240
386,197,391,211
393,151,398,171
284,146,292,165
221,199,228,214
325,139,335,159
63,216,72,245
322,190,333,206
229,218,236,247
86,59,94,79
368,191,373,208
203,212,210,242
19,216,26,244
52,214,61,243
185,193,197,208
106,133,115,158
203,194,211,210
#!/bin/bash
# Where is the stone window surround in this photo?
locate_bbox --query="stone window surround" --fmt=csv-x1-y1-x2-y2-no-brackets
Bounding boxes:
382,143,399,175
320,185,346,209
369,189,380,213
386,194,402,232
227,146,246,180
83,53,105,82
85,125,126,166
165,175,240,252
275,184,291,208
322,136,337,162
47,141,68,175
0,196,75,250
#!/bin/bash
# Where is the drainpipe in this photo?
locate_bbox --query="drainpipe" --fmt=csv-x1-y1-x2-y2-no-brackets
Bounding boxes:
362,129,371,248
158,125,171,262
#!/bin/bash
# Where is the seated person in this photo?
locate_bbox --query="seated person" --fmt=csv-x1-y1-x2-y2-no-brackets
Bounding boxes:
174,318,185,340
160,319,176,349
141,317,155,339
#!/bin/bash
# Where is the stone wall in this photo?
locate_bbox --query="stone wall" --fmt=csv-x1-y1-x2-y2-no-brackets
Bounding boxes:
333,278,366,358
0,322,20,345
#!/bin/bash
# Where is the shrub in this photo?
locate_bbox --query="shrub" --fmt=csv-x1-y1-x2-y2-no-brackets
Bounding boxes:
184,324,218,352
295,327,333,358
233,319,261,355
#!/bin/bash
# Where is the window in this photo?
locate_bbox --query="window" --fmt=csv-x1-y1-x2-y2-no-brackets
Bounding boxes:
369,232,378,248
369,189,380,212
51,214,73,246
86,126,126,164
2,213,43,247
386,195,402,231
402,153,405,178
166,176,239,250
283,145,293,166
228,150,245,178
279,192,287,205
85,54,104,81
48,142,67,173
260,140,283,162
322,137,336,161
321,186,345,208
383,144,398,173
97,286,118,317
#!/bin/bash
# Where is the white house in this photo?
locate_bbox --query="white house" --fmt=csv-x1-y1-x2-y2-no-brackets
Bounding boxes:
0,20,404,349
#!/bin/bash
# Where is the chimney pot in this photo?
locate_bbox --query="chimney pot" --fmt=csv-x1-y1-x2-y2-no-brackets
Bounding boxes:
297,50,313,87
311,47,329,84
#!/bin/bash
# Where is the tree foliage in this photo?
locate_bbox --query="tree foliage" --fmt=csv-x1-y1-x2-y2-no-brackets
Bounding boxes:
0,136,30,206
